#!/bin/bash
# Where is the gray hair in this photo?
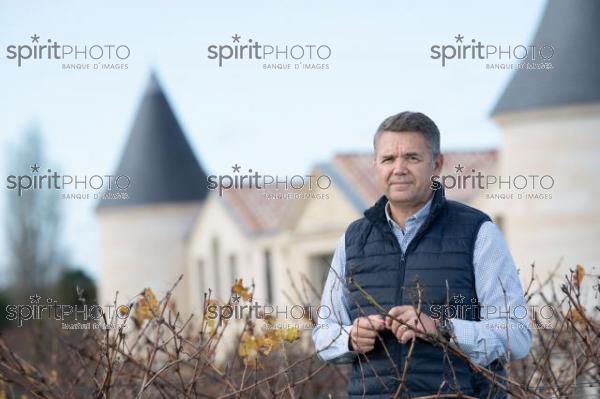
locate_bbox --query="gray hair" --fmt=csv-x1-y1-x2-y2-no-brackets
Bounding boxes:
373,111,441,158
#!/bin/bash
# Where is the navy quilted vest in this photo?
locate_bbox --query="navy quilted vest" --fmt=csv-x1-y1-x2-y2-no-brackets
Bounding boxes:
344,188,506,398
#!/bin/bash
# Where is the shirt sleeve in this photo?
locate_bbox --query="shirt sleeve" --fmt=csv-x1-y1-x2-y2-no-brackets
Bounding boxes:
449,221,533,366
311,234,357,364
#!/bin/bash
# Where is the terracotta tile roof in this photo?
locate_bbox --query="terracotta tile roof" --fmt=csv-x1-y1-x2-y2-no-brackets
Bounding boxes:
330,154,380,209
331,149,498,210
218,150,498,234
218,187,292,235
441,150,498,202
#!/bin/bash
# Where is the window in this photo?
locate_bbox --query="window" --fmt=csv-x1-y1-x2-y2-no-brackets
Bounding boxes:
197,258,205,302
212,237,221,297
310,253,334,296
494,214,505,233
229,254,238,284
264,249,273,304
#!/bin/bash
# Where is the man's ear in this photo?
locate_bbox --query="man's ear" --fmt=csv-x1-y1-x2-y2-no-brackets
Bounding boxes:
433,154,444,175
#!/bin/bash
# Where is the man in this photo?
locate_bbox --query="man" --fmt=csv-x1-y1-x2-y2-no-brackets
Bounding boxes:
312,112,531,398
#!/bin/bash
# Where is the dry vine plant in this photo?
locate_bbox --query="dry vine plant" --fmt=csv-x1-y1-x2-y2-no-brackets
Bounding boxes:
0,263,597,398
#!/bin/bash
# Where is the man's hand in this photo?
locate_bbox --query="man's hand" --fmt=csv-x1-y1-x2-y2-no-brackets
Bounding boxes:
386,305,438,343
349,315,385,353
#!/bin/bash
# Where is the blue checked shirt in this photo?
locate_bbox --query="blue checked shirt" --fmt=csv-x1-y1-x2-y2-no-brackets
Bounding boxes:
312,197,532,366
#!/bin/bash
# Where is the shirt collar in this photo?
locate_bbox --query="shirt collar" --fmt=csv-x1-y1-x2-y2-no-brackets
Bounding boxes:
385,195,434,230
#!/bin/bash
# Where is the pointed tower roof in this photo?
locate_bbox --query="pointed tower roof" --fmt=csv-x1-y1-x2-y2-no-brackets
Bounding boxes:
98,73,209,209
492,0,600,116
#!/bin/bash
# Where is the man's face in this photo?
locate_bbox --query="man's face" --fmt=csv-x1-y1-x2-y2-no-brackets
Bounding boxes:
374,131,442,207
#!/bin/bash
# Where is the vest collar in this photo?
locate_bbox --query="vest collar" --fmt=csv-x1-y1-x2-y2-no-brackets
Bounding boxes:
365,187,447,234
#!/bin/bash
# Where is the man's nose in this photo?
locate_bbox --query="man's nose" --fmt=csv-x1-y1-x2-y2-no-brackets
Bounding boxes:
392,157,407,174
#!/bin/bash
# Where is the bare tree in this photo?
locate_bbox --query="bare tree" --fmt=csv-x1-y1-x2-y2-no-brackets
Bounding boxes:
4,126,63,299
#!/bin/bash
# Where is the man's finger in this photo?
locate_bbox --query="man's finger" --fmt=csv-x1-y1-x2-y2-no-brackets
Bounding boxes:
398,309,416,323
357,316,384,331
385,306,414,328
399,329,416,344
355,344,374,354
391,319,402,336
352,336,376,346
385,307,401,328
366,314,385,331
353,327,378,339
359,317,377,330
413,315,426,333
351,335,376,352
392,321,408,340
392,314,413,333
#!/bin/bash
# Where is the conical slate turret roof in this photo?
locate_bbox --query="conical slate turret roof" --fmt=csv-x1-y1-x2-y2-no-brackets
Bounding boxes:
98,73,209,209
492,0,600,116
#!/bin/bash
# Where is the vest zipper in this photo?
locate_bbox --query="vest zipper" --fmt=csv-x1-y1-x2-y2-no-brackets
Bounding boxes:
397,220,433,305
397,252,406,305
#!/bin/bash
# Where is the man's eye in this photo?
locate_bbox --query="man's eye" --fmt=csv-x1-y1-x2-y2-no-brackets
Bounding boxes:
382,158,393,163
407,156,420,162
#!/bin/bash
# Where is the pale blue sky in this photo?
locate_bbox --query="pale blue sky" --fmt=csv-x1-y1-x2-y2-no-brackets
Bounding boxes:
0,0,547,280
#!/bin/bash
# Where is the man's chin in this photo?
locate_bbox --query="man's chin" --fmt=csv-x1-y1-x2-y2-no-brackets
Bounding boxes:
386,192,415,204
